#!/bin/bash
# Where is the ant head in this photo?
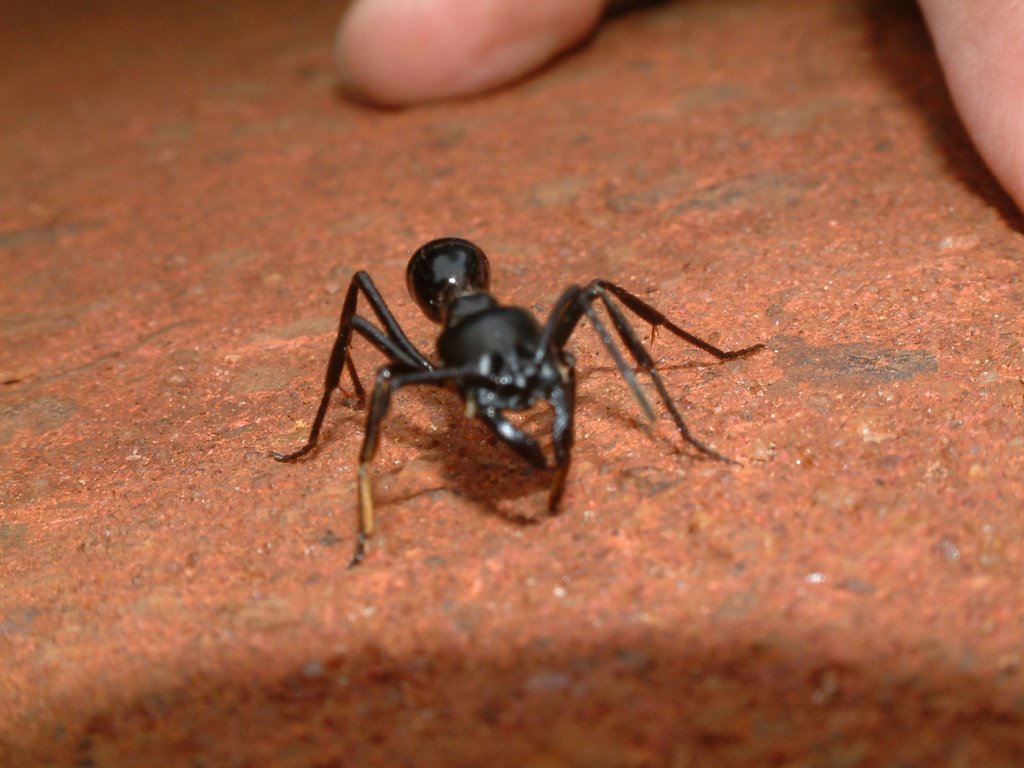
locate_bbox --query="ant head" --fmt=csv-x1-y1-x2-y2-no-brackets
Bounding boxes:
406,237,491,323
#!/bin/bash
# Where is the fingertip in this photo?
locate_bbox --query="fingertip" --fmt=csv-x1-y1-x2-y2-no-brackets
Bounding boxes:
335,0,606,106
918,0,1024,212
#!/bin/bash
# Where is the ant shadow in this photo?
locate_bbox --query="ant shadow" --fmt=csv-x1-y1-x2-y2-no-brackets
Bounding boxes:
327,389,550,528
861,0,1024,233
337,355,729,528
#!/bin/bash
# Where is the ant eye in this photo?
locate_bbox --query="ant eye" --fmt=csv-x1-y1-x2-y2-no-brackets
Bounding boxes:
406,237,490,323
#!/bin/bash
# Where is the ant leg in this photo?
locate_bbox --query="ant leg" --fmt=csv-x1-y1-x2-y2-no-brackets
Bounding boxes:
351,365,485,566
596,280,764,360
352,364,405,566
343,316,428,404
271,316,428,462
271,274,391,461
540,286,657,424
545,282,757,463
272,270,435,462
547,367,576,512
348,272,435,368
582,302,657,422
592,287,741,464
536,284,583,353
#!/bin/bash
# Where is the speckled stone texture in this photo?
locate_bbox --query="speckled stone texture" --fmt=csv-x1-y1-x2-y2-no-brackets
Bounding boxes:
3,1,1024,766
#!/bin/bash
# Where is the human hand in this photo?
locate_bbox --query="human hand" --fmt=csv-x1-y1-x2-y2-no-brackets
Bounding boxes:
916,0,1024,211
335,0,1024,213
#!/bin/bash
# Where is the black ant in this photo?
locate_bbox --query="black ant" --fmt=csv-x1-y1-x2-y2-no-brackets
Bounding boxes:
271,237,763,566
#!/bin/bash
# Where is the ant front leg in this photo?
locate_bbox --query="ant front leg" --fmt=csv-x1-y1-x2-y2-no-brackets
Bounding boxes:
271,272,432,462
547,365,576,512
350,365,473,567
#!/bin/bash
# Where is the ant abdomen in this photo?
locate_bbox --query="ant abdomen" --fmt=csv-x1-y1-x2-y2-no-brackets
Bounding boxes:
406,237,491,323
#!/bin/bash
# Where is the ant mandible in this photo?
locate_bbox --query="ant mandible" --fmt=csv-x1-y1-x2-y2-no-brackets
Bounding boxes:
271,237,763,566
